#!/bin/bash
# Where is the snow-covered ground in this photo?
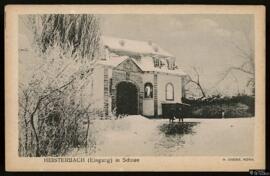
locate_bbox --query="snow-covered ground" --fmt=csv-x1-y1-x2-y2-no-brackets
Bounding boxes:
70,115,254,156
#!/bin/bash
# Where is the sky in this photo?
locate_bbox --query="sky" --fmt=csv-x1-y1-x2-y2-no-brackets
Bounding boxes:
97,14,254,96
19,14,254,96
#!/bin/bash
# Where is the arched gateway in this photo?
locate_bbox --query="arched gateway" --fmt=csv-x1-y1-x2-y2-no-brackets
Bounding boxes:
91,36,186,118
116,82,138,115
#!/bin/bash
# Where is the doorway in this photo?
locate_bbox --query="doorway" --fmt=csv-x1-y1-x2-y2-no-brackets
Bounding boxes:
116,82,138,115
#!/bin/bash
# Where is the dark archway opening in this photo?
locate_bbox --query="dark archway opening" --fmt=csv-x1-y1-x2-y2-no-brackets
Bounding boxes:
116,82,138,115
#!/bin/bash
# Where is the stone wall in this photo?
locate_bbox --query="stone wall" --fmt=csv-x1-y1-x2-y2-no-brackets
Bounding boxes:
111,69,143,114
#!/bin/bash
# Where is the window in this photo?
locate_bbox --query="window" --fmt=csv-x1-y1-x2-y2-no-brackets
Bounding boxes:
144,83,153,98
153,57,167,68
153,58,160,67
166,59,176,70
166,83,174,100
160,59,166,68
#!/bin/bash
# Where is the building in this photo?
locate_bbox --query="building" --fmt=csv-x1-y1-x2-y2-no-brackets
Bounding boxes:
90,36,187,117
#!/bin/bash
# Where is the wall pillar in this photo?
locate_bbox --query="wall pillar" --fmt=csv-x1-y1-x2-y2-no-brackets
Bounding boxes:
111,88,116,114
104,67,109,116
154,73,158,118
139,91,143,114
181,76,185,100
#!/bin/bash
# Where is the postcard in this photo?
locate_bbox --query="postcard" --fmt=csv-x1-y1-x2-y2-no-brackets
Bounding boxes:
5,5,265,171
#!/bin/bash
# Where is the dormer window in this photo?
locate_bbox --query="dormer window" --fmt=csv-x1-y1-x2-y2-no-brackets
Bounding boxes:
153,57,167,68
160,59,166,68
167,59,176,70
153,57,160,67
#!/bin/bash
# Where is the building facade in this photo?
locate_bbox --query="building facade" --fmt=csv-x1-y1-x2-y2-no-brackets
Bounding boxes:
91,36,186,117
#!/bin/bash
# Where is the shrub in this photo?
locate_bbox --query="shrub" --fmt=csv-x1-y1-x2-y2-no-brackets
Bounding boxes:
181,95,254,118
18,14,101,157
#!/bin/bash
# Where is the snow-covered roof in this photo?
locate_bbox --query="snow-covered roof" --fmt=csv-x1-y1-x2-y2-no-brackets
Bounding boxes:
97,56,186,76
101,36,174,58
97,56,128,67
132,57,186,76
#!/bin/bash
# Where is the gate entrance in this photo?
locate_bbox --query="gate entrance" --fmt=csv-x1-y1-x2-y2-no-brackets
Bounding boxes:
116,82,138,115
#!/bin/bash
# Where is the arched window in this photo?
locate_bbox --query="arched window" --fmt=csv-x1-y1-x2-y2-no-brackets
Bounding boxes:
166,83,174,101
144,82,153,98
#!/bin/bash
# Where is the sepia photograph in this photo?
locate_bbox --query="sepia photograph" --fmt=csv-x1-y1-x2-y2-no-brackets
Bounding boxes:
5,5,265,171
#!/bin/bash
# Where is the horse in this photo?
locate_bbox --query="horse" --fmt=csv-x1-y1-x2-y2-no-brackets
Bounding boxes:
166,104,184,123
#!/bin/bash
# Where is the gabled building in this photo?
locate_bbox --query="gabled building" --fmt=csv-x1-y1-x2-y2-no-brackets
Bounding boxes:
91,36,186,117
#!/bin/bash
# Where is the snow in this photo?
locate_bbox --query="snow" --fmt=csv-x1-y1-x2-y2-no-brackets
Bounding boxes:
96,36,187,76
132,57,186,76
69,115,254,156
96,56,127,67
96,56,186,76
101,36,174,57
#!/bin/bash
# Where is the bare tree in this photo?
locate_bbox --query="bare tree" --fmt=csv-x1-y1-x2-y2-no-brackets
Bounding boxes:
217,24,255,95
184,67,206,99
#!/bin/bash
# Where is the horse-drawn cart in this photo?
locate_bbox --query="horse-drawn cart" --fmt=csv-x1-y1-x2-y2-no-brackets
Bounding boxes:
162,103,189,122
